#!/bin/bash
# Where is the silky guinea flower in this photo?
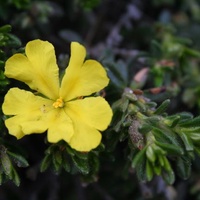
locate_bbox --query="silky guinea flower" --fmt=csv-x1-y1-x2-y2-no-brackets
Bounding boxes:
2,39,113,152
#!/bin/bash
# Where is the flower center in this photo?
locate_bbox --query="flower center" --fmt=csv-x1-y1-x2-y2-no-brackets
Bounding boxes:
53,97,64,108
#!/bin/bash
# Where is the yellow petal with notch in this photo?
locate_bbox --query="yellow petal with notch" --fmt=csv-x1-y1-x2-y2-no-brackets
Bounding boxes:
60,42,109,101
5,40,59,99
69,119,102,152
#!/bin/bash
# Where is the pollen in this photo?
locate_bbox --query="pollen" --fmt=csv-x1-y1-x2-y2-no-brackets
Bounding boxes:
53,97,64,108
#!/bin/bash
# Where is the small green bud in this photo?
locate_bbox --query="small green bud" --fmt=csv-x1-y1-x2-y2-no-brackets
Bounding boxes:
146,145,156,163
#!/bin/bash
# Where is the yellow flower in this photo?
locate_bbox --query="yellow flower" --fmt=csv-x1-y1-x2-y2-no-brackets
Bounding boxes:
2,39,113,152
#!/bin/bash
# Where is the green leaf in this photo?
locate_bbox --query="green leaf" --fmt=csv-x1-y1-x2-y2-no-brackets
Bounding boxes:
158,154,164,166
135,101,147,113
188,132,200,141
163,156,172,172
88,154,99,174
40,154,51,172
146,160,153,181
120,98,129,112
162,170,175,185
154,99,170,115
127,103,139,115
146,101,157,109
123,92,137,102
164,115,180,127
66,146,75,156
112,99,123,111
7,151,29,167
153,164,161,175
12,168,20,187
146,116,161,125
1,153,12,176
146,146,156,163
155,141,184,155
179,116,200,128
178,112,193,123
52,152,62,172
176,156,191,179
54,151,62,165
136,157,147,182
72,156,89,175
132,147,147,168
0,25,11,33
180,127,200,142
178,132,194,151
74,152,88,160
114,112,127,132
62,154,71,172
139,123,153,134
153,127,181,146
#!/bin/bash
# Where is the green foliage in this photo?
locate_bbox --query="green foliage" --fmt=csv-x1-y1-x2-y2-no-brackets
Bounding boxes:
40,141,101,182
0,144,28,186
0,25,21,92
111,87,200,184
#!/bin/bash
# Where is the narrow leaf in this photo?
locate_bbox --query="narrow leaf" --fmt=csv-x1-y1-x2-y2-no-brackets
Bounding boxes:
72,156,90,175
136,157,147,182
0,25,11,33
7,151,29,167
176,156,191,179
40,155,51,172
146,146,156,163
163,156,172,172
155,141,184,155
1,153,12,176
154,99,170,115
146,160,153,181
179,116,200,128
162,170,175,185
12,168,20,187
62,154,71,172
178,132,194,151
132,147,147,168
74,152,88,160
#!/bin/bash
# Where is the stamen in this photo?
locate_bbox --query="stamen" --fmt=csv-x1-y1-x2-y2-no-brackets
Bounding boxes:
53,97,64,108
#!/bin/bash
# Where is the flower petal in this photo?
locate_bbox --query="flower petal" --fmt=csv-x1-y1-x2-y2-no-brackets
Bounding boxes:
2,88,53,138
64,97,112,151
5,39,59,99
47,109,74,143
66,97,113,131
66,42,86,70
5,117,26,139
69,120,102,152
2,87,53,115
5,115,48,139
60,42,109,101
